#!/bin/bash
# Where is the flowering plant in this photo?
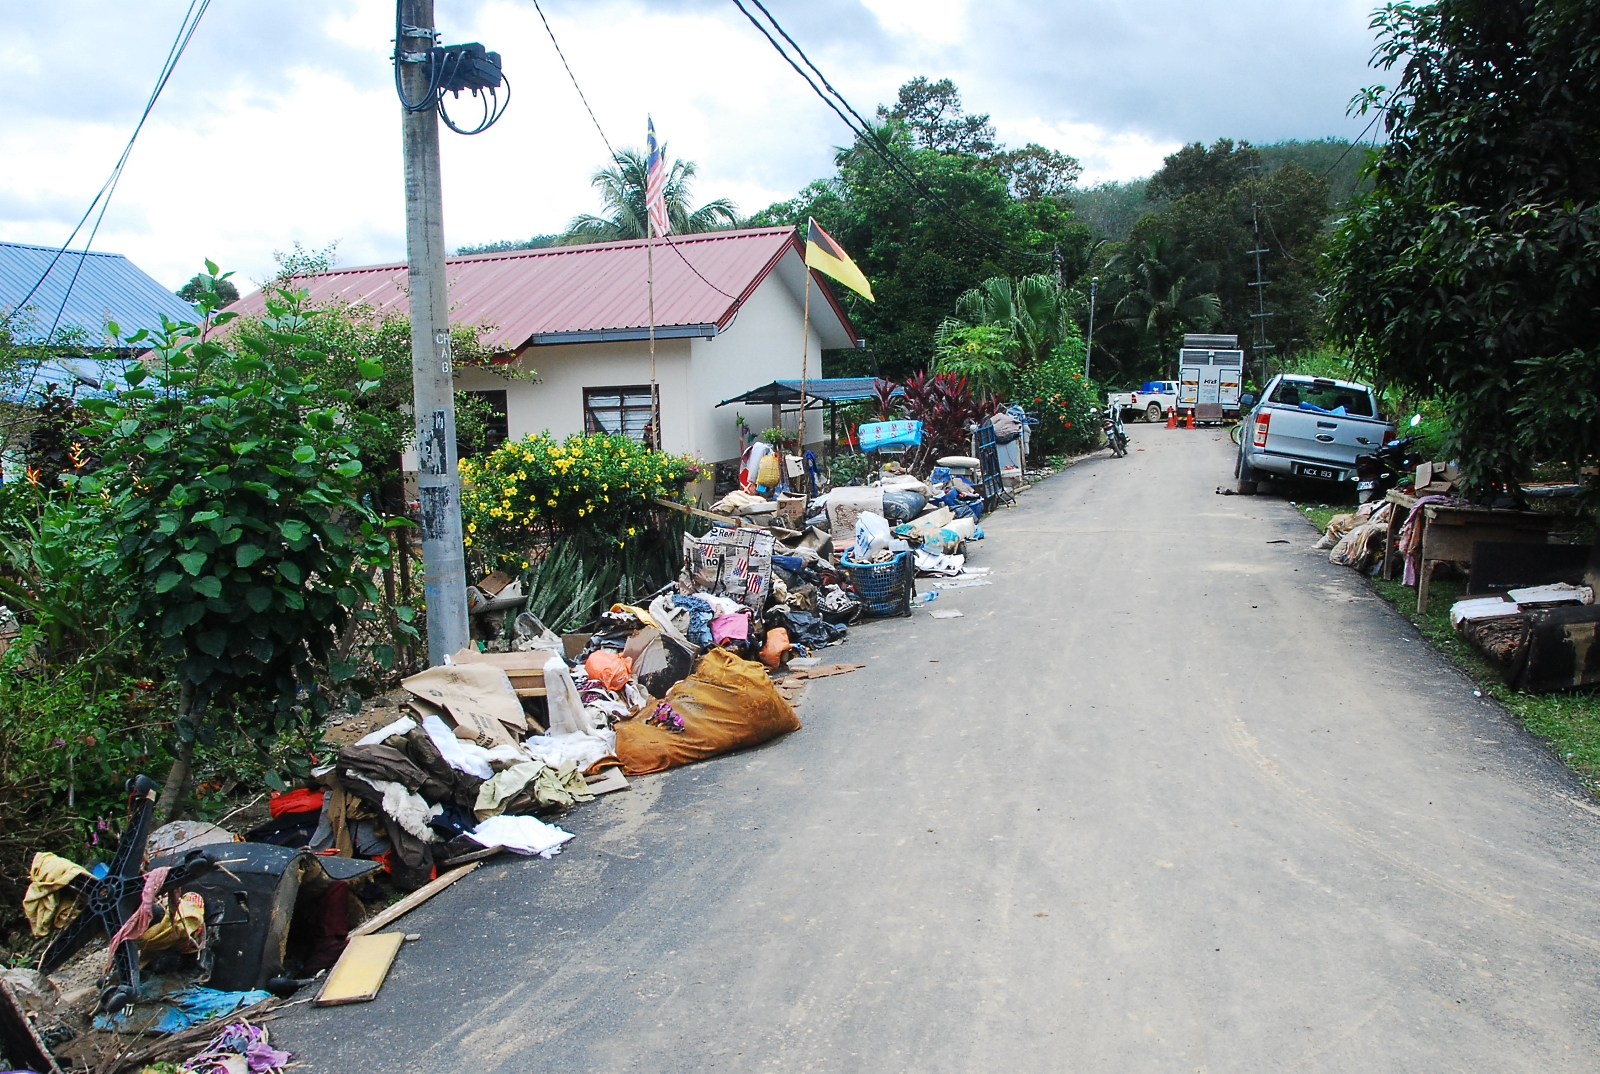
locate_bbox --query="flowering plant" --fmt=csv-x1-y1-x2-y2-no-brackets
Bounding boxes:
459,432,700,567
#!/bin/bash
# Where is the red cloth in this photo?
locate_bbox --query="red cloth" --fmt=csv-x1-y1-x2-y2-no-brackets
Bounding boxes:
268,787,326,818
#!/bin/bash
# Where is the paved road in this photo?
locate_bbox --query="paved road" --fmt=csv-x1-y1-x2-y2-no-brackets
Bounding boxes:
280,427,1600,1072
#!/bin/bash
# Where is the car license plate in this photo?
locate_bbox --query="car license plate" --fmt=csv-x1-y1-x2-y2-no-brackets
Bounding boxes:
1356,480,1375,490
1294,463,1341,481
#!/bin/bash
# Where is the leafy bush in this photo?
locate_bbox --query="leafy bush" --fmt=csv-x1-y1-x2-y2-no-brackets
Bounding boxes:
932,323,1017,398
459,432,701,570
80,271,410,808
1015,349,1101,454
900,371,988,470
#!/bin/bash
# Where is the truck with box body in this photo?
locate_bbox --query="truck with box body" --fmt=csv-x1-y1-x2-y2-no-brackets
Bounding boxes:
1176,334,1245,423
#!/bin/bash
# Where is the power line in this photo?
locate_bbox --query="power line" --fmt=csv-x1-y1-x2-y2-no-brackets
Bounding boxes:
530,0,740,302
731,0,1051,264
2,0,213,347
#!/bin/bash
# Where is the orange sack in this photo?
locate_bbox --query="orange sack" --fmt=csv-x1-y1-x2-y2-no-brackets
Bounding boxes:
584,649,633,691
616,647,800,776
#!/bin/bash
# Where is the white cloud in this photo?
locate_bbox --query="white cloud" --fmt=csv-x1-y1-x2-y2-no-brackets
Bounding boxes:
0,0,1381,291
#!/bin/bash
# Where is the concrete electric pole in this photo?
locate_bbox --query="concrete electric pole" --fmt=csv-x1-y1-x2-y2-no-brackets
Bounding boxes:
397,0,469,664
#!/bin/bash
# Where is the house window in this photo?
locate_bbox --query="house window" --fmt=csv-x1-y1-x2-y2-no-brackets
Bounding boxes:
584,385,658,444
458,389,509,458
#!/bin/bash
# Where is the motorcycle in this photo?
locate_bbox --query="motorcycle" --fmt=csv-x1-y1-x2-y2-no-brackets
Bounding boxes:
1354,433,1424,504
1099,407,1128,458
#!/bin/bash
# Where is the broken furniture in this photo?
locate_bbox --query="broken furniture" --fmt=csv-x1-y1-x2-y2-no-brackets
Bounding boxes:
1456,542,1600,691
1413,505,1555,613
38,776,221,1013
149,843,381,993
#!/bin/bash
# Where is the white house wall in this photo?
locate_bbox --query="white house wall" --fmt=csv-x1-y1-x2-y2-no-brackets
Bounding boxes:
453,249,843,465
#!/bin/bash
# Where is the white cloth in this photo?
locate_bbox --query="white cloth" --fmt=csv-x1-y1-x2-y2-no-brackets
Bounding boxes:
421,714,494,779
355,715,416,747
914,549,966,576
469,814,574,858
522,730,613,771
351,774,441,843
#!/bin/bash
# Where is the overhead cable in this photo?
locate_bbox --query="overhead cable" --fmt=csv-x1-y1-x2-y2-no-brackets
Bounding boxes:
531,0,740,302
2,0,214,345
731,0,1051,264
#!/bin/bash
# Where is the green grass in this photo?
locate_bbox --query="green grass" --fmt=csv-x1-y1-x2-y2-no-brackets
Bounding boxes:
1297,503,1341,535
1299,508,1600,793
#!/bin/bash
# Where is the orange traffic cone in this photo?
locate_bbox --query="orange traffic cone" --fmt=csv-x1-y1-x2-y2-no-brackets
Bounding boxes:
1165,407,1177,429
1186,411,1196,429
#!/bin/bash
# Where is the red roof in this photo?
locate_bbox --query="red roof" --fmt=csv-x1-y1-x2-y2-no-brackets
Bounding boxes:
229,226,859,351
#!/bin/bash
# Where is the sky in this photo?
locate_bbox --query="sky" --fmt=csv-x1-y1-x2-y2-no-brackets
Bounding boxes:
0,0,1382,289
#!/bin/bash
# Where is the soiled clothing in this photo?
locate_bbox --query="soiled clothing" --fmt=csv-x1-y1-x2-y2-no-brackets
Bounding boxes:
23,852,90,937
338,743,428,794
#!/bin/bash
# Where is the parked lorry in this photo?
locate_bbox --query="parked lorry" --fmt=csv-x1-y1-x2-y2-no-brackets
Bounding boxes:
1109,381,1179,423
1235,373,1394,493
1176,334,1244,422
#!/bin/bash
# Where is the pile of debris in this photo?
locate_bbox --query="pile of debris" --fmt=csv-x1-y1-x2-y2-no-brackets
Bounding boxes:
4,455,1013,1072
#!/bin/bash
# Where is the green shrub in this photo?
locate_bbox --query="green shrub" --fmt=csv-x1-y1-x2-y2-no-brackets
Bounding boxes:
1015,349,1102,455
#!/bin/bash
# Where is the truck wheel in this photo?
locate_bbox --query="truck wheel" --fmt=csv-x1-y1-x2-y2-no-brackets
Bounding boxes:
1235,446,1259,495
1145,402,1163,423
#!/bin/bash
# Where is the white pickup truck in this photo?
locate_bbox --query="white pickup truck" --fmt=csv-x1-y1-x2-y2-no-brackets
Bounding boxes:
1109,381,1180,423
1235,374,1394,493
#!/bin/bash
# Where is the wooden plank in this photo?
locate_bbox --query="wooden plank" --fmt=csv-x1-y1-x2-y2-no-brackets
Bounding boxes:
314,932,404,1006
350,861,479,937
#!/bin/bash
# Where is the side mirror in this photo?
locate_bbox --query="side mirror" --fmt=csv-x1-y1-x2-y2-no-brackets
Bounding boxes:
1240,393,1255,407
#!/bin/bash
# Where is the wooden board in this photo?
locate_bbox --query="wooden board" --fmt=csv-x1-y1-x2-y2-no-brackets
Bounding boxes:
315,932,404,1006
350,861,479,937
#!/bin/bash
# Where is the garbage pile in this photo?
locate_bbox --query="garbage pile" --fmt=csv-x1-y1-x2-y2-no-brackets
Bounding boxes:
5,452,1016,1072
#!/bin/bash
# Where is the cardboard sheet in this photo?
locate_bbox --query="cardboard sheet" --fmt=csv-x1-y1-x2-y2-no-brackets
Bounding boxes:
402,664,524,748
315,932,404,1006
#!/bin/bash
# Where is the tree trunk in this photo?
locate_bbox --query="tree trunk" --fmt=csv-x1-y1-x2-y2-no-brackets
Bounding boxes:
155,684,198,824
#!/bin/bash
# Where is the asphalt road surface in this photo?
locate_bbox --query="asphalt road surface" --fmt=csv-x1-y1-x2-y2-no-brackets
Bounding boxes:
279,426,1600,1072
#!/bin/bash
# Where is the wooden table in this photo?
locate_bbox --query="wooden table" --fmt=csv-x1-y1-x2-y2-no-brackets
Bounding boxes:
1416,505,1554,613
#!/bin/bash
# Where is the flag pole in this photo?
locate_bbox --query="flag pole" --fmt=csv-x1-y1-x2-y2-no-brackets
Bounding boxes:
798,264,811,502
647,236,658,450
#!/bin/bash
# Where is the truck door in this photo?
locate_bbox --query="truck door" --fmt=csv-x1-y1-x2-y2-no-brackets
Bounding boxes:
1178,366,1200,407
1218,365,1241,409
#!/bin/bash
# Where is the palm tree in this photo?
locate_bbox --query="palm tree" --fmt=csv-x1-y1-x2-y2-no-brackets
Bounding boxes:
1107,236,1223,347
561,147,738,244
940,273,1082,368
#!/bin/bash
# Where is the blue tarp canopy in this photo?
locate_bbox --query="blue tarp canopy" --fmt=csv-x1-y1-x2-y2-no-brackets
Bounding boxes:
717,377,903,408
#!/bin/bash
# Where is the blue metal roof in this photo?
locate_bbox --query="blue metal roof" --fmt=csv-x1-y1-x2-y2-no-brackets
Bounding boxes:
717,377,903,407
0,241,197,345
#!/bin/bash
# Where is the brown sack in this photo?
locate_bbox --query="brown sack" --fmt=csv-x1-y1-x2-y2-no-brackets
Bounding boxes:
616,648,801,776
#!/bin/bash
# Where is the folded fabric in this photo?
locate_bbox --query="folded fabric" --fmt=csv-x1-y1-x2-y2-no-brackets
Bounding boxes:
468,814,574,858
23,851,90,937
350,774,441,843
354,715,417,746
421,713,495,779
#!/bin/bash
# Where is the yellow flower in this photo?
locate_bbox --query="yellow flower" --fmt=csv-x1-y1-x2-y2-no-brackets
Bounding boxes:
627,527,636,536
463,536,473,547
467,522,477,533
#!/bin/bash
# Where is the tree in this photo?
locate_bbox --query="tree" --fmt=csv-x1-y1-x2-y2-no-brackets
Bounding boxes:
1145,138,1261,204
80,268,411,816
943,273,1083,369
932,323,1018,398
749,80,1090,379
991,144,1082,202
877,77,998,156
561,147,737,244
1106,235,1223,367
1324,0,1600,496
270,240,339,281
178,274,239,306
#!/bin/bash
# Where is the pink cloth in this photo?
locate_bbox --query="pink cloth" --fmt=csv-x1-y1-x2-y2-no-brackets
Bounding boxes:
710,611,750,644
105,865,170,969
1398,494,1464,586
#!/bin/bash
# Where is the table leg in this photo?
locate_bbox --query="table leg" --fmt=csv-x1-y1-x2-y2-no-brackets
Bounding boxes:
1418,560,1432,614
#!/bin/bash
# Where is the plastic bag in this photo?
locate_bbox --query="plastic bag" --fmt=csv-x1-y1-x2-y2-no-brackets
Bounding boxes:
760,627,791,669
854,511,892,559
544,656,596,737
583,650,633,691
880,490,927,523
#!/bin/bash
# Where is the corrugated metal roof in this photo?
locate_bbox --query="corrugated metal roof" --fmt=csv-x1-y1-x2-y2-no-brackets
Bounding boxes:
717,378,900,407
229,226,860,351
0,242,197,344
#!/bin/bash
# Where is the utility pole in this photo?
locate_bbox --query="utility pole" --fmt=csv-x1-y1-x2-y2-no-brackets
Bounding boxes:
1247,203,1275,389
1084,276,1098,379
398,0,469,664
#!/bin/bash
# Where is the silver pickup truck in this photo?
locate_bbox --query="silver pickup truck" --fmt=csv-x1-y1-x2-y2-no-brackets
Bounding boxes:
1235,374,1394,493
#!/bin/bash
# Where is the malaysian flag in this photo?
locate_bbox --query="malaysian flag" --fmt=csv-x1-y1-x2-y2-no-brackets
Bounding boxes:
646,116,670,238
